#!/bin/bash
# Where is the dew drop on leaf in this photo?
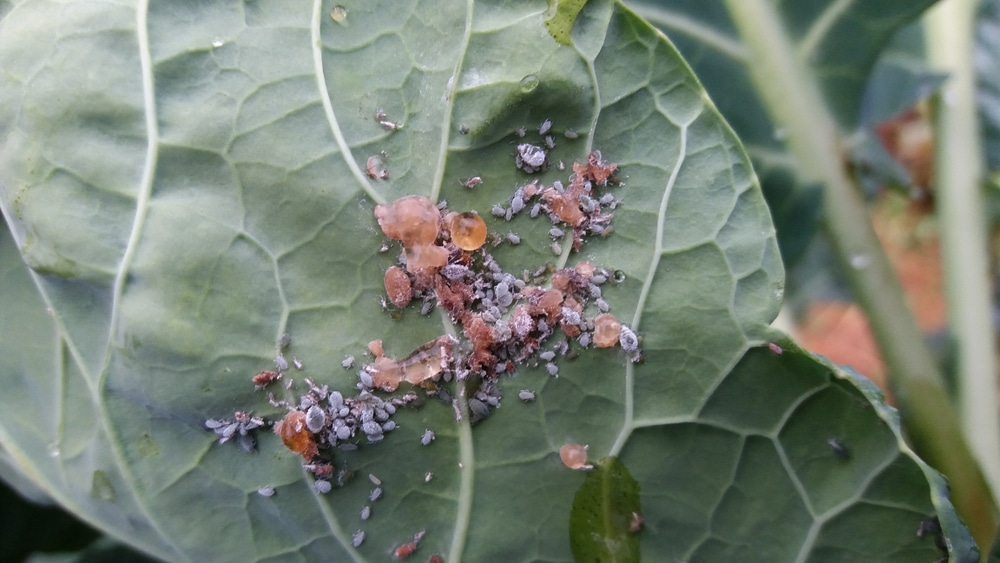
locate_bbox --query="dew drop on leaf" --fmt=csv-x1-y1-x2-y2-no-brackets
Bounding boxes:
519,74,539,93
330,5,347,23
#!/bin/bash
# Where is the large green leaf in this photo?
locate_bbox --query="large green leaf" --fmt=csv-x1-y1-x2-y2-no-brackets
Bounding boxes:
0,1,974,561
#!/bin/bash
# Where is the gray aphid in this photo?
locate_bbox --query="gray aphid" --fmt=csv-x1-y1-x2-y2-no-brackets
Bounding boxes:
358,371,374,388
315,480,332,494
539,350,556,361
257,486,275,497
382,420,396,432
362,420,382,436
600,193,615,205
539,119,552,135
564,128,579,139
421,429,435,446
420,300,435,315
468,398,490,421
497,292,514,308
578,332,592,347
305,405,326,433
620,325,639,352
278,333,291,350
596,298,610,313
336,426,352,441
369,487,383,501
441,264,471,280
329,391,345,411
506,232,521,245
530,203,541,218
341,355,355,369
592,274,607,285
549,227,565,238
511,195,525,214
360,505,371,520
544,135,556,149
292,357,304,370
561,307,582,325
551,241,562,255
545,362,559,376
518,389,536,402
517,143,546,169
369,473,382,486
384,403,396,415
352,530,366,547
238,434,256,453
491,204,506,217
274,354,289,372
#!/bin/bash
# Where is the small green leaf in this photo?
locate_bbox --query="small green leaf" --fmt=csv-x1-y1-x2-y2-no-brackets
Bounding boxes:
545,0,589,45
569,456,641,563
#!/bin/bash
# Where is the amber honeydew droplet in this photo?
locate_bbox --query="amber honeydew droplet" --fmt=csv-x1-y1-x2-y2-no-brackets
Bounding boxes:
373,195,440,246
593,313,621,348
445,211,487,251
383,266,412,307
559,443,591,470
404,243,449,273
274,411,317,458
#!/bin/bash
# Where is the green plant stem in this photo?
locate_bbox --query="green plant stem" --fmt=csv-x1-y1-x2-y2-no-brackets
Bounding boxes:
724,0,997,551
926,0,1000,504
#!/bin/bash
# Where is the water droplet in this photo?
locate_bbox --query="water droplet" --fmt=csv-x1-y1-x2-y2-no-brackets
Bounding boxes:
850,254,871,270
519,74,539,93
330,5,347,23
211,37,224,48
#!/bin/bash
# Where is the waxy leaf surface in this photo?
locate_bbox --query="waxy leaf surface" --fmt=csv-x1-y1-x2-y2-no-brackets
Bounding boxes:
0,0,974,561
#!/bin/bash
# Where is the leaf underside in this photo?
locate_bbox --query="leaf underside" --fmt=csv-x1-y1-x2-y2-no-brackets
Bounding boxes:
0,0,973,561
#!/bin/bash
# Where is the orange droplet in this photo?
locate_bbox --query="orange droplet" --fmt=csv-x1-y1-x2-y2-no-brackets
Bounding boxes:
593,313,621,348
445,211,487,251
559,443,591,470
404,243,449,273
551,270,572,291
575,261,595,278
537,289,564,315
384,266,412,307
373,195,440,246
274,411,317,459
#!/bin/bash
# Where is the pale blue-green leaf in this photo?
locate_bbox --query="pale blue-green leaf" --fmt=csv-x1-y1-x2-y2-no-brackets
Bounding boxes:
0,0,972,561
